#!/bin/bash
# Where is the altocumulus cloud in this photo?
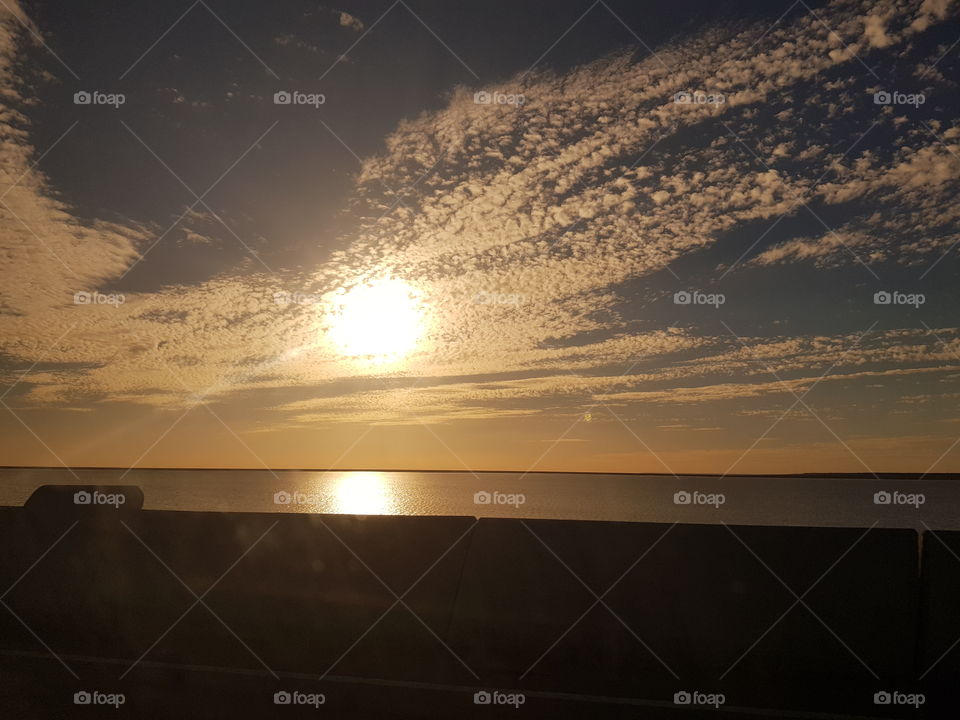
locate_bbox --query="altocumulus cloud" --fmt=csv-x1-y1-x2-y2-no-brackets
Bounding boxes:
0,0,958,427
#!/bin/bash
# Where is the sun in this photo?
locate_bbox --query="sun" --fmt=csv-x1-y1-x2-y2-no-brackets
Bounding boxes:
326,277,425,362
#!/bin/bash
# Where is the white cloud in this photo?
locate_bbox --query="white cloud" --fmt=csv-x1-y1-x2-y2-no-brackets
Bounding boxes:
0,0,957,434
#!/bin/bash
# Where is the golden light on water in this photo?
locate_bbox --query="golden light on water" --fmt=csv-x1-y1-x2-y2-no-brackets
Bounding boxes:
331,472,395,515
327,277,425,363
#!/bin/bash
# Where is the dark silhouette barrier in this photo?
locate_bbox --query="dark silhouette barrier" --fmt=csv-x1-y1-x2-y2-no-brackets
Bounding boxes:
918,530,960,717
446,519,921,716
0,486,946,718
4,495,474,682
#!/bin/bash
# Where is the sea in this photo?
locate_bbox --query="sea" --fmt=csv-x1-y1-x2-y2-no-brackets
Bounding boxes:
0,467,955,529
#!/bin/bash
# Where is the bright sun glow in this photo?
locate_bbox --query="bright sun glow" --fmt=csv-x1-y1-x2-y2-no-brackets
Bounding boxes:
331,472,394,515
327,277,425,362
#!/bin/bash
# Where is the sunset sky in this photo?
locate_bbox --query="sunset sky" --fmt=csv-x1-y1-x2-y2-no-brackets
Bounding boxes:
1,0,958,474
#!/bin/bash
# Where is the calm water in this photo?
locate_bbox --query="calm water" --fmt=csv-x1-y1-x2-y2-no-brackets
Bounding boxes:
0,468,956,529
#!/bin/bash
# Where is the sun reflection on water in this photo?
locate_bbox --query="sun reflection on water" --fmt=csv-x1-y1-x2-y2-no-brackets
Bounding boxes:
330,472,396,515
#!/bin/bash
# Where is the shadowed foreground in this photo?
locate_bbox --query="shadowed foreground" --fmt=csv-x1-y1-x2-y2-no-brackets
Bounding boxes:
0,485,954,718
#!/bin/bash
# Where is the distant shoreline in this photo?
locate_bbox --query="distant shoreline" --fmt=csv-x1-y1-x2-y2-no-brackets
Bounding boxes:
0,466,956,480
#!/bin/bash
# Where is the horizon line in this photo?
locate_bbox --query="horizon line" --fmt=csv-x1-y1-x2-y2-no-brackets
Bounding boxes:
1,466,956,480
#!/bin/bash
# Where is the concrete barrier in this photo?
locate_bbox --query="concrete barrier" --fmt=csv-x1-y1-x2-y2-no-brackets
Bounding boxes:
918,530,960,715
445,519,920,715
1,489,475,684
0,486,932,717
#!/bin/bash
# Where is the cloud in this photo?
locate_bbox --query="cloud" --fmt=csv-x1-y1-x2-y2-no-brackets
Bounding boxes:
910,0,955,32
597,365,953,406
747,230,873,267
273,33,321,54
861,13,895,48
0,7,146,318
0,0,958,439
338,11,364,32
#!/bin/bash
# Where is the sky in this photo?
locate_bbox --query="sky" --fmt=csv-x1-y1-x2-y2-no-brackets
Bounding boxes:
0,0,958,474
